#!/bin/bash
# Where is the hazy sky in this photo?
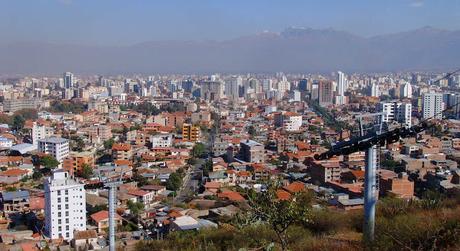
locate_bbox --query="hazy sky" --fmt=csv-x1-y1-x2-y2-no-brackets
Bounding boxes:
1,0,460,45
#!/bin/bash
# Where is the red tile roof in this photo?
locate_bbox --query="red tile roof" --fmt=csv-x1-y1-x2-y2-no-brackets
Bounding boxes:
218,191,245,202
0,168,28,177
90,210,121,223
128,189,150,197
284,181,305,194
112,143,131,151
276,189,291,200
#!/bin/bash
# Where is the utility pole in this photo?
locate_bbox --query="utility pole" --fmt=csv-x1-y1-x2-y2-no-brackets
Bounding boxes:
105,180,123,251
364,145,378,242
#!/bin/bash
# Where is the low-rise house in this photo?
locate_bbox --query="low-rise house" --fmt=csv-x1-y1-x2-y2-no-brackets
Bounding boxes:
140,185,166,196
90,210,122,233
0,168,30,184
170,215,217,232
72,230,99,250
208,171,229,184
112,143,132,161
1,191,30,213
379,172,414,199
127,189,156,206
217,191,245,202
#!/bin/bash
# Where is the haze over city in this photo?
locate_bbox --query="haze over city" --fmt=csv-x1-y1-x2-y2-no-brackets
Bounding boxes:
1,0,460,74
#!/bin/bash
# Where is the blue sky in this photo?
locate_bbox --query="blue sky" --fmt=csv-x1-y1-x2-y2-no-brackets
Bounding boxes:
1,0,460,45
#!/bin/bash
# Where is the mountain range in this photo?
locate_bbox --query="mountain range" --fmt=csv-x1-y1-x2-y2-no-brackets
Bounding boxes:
1,26,459,75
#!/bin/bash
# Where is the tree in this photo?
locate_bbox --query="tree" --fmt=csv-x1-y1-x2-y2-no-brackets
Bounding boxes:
248,125,256,137
127,200,145,216
240,181,313,251
103,138,115,150
32,170,43,180
80,164,93,179
202,159,213,176
192,143,206,158
39,156,60,169
5,186,17,192
14,109,38,120
166,172,182,191
12,115,25,131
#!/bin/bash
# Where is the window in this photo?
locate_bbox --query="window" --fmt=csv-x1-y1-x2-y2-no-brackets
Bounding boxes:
65,190,68,195
65,218,69,223
57,198,61,203
65,211,69,216
58,226,62,231
58,219,61,224
66,232,69,238
65,204,69,210
58,212,61,217
57,191,61,196
65,197,68,202
58,205,61,210
66,225,69,230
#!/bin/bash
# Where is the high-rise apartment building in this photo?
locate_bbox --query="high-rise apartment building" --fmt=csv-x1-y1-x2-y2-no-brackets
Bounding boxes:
200,81,224,102
38,137,70,163
63,72,74,89
337,71,346,96
32,122,55,147
225,76,242,101
422,93,443,119
318,81,333,107
400,82,412,99
45,170,86,240
378,102,412,128
370,83,380,97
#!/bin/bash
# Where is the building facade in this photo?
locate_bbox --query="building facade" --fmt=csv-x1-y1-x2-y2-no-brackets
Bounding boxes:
44,170,86,240
38,137,70,163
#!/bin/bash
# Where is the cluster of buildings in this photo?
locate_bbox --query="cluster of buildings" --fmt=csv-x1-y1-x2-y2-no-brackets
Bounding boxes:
0,70,459,249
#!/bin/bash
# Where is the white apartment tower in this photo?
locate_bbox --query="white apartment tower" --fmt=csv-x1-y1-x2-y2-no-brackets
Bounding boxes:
44,170,86,240
63,72,74,89
379,102,412,128
335,71,348,105
38,137,70,163
276,76,291,94
32,122,54,148
422,93,443,119
337,71,346,96
400,82,412,99
370,83,380,97
225,76,242,101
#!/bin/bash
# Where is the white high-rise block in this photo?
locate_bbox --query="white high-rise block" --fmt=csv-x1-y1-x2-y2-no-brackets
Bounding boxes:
45,170,86,240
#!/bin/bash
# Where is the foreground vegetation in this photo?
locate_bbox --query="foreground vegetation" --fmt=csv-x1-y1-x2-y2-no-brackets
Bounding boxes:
136,189,460,251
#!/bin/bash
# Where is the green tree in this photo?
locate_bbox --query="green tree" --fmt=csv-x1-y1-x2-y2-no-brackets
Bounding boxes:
248,125,256,137
166,172,182,191
127,200,145,216
39,156,60,169
5,186,17,192
103,138,115,150
32,170,43,180
14,109,38,120
192,142,206,158
240,181,314,251
12,115,25,131
80,164,93,179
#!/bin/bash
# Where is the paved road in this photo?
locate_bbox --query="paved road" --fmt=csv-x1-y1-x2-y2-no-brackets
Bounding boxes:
174,159,204,203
